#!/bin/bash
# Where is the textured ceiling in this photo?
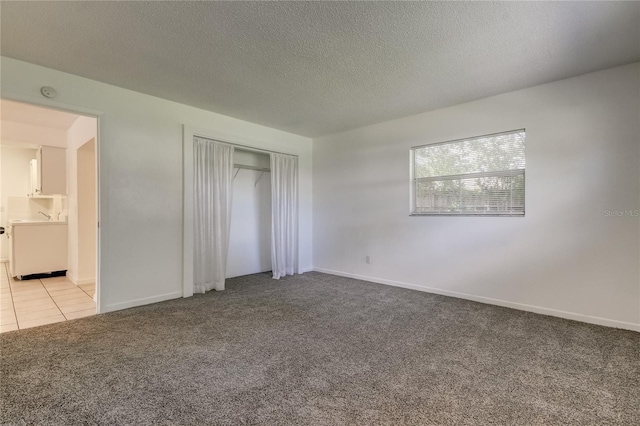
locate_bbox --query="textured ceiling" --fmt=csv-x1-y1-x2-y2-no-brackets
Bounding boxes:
1,1,639,138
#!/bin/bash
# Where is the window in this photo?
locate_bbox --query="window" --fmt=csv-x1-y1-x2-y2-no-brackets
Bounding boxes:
410,130,525,216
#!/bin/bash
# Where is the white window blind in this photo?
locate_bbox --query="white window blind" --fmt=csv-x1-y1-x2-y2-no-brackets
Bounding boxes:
411,130,525,216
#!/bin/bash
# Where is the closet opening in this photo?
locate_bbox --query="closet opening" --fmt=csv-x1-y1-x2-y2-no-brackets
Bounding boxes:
182,128,299,297
227,149,272,278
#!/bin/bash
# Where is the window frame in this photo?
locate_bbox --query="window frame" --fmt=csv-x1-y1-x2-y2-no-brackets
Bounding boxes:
409,129,526,217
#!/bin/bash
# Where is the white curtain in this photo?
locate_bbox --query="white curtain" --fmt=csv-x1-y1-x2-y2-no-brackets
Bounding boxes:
194,138,234,292
270,153,298,279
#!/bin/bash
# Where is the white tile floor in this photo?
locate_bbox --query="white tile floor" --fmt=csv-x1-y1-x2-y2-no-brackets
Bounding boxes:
0,263,95,333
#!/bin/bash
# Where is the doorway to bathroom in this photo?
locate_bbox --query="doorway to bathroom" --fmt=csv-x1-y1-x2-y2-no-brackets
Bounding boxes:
0,99,100,332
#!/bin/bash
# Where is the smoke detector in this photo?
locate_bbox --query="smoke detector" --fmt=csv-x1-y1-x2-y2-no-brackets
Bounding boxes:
40,86,57,98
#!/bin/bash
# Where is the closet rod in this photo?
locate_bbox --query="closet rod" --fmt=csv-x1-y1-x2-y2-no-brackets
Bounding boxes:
233,143,298,158
233,164,270,172
194,135,298,158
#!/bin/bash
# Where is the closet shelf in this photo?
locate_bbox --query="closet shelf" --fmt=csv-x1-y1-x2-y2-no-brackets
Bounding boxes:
233,164,270,172
233,164,271,185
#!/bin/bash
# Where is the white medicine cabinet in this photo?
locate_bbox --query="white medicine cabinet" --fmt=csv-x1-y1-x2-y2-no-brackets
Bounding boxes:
30,146,67,196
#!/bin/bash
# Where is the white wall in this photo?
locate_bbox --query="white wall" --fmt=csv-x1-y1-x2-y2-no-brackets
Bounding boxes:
0,146,37,260
1,120,67,147
1,57,313,313
227,151,272,278
76,139,97,284
313,63,640,331
66,116,98,285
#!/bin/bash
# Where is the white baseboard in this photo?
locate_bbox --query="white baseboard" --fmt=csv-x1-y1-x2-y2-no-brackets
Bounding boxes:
298,267,314,274
313,267,640,333
67,273,95,286
103,291,183,313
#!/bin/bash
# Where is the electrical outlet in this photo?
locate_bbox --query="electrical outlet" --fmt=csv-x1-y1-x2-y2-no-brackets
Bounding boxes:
365,256,371,264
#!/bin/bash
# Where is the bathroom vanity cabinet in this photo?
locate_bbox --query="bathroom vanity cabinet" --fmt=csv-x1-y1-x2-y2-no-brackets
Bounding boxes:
8,220,68,278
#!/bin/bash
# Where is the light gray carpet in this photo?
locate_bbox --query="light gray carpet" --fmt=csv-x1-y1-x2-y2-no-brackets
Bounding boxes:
1,272,638,425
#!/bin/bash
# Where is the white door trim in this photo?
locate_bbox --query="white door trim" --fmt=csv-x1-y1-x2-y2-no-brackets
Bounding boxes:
1,94,103,314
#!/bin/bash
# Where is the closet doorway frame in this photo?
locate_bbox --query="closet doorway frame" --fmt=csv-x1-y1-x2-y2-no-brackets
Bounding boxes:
182,125,300,298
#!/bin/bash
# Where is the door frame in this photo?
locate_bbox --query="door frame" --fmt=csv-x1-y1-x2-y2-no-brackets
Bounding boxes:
1,93,103,313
